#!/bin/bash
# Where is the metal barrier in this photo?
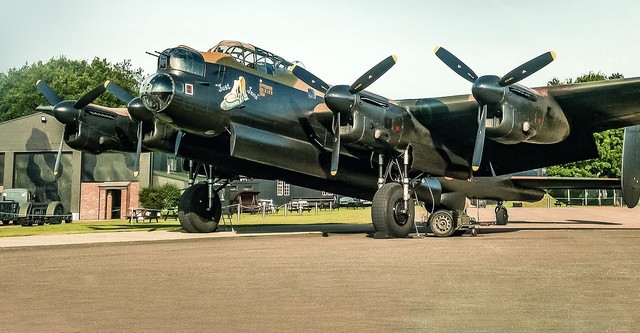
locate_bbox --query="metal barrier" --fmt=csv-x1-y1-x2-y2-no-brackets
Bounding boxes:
220,201,338,221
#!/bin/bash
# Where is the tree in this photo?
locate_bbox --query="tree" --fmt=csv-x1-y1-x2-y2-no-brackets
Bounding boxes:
0,57,143,122
139,183,181,210
546,72,625,178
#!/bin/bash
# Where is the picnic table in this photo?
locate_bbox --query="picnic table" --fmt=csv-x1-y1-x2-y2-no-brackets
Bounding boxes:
128,208,162,224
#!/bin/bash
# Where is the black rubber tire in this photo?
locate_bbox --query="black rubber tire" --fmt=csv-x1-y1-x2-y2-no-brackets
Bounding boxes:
371,183,415,238
495,206,508,225
20,218,32,227
178,184,221,233
50,205,64,225
429,210,456,237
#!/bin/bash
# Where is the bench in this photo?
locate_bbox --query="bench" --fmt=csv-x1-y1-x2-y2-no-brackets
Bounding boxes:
128,208,161,223
288,206,312,213
163,208,178,221
554,201,572,207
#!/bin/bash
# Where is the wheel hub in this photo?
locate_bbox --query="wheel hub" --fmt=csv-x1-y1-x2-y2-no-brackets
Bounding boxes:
433,214,452,233
392,199,409,226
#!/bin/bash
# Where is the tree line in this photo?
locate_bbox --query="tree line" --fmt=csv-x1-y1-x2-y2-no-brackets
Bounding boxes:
0,57,142,122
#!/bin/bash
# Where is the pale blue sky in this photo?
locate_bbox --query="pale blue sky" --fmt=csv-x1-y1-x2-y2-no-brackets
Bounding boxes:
1,0,638,98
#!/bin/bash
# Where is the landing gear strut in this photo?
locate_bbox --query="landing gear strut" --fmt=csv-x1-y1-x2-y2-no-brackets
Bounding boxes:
178,161,230,233
371,150,415,238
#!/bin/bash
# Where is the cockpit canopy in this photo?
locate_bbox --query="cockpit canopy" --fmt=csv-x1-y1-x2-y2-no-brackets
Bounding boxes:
210,40,294,75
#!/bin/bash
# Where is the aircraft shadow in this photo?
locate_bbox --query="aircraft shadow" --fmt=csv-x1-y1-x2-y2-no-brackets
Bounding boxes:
474,219,631,235
216,223,375,235
171,220,633,237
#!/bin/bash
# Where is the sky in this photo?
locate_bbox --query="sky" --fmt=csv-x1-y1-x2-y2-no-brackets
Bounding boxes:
1,0,639,99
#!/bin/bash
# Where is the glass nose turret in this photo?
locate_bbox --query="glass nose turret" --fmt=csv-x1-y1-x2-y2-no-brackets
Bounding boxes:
140,73,175,113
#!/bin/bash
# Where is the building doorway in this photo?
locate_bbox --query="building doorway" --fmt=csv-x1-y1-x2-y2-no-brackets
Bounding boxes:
109,189,122,219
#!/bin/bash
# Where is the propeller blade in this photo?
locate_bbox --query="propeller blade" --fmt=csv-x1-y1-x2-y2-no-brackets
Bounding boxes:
290,64,330,93
53,132,64,176
174,131,184,156
74,82,107,109
349,55,397,94
471,105,487,172
330,112,341,176
105,80,135,104
36,80,62,105
133,122,143,177
499,51,556,86
434,47,478,83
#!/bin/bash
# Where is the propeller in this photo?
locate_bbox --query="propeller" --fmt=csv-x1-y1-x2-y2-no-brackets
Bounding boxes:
36,80,62,105
105,81,152,122
349,55,397,94
290,55,398,175
472,105,487,172
36,80,110,176
104,80,134,105
174,131,184,156
104,80,153,177
53,132,64,176
133,122,143,177
330,113,341,176
434,46,556,172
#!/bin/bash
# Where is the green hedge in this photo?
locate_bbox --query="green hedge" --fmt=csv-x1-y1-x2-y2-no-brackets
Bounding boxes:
139,184,181,209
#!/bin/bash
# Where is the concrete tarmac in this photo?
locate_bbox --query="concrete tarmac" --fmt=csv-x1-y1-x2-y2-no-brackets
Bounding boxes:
1,207,639,332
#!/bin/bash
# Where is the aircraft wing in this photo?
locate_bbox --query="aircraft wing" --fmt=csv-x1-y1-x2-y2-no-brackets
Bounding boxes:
406,78,640,177
509,176,621,190
439,175,621,203
546,77,640,132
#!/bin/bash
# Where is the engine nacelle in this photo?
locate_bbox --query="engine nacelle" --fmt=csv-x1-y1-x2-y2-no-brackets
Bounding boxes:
64,113,138,155
486,90,570,145
142,118,178,152
340,92,405,153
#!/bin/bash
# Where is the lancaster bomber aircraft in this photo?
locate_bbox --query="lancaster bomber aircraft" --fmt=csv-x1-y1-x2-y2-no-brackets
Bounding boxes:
35,40,640,237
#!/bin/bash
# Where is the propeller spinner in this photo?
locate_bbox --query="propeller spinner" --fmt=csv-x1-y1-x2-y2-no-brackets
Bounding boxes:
290,55,397,175
434,47,556,172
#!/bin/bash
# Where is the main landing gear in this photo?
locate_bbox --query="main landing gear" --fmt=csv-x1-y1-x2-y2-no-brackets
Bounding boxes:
178,161,229,233
370,149,479,238
370,150,507,238
371,150,416,238
495,201,509,225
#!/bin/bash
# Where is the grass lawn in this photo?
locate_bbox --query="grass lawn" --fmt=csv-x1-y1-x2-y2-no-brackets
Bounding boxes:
0,207,381,238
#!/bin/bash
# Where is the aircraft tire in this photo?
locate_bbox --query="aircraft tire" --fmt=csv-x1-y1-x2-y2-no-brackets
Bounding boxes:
495,206,508,225
429,210,456,237
371,183,415,238
178,183,221,233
